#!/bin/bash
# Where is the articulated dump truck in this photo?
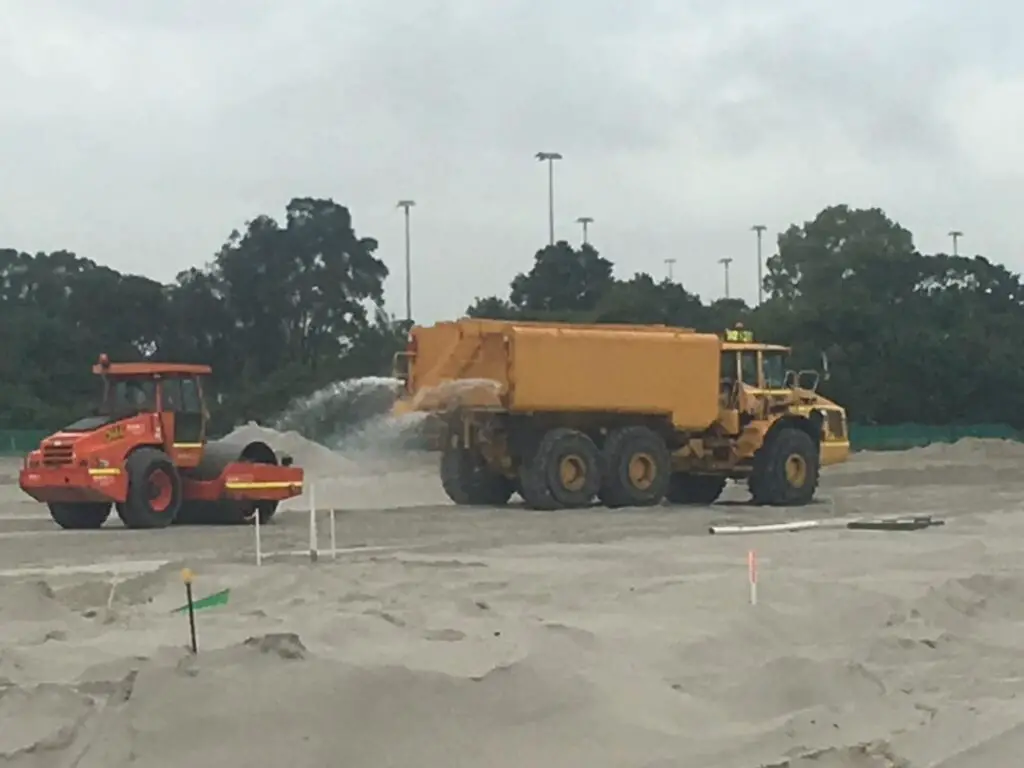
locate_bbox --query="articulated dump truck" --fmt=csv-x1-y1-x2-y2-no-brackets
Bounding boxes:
392,319,850,510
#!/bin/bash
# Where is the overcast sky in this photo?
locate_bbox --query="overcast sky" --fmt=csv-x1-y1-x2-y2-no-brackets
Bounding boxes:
1,0,1019,321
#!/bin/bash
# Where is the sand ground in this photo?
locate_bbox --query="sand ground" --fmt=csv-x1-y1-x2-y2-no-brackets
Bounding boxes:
3,436,1024,767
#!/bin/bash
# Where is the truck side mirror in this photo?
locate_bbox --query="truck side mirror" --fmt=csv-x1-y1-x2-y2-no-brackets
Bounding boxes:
797,370,820,392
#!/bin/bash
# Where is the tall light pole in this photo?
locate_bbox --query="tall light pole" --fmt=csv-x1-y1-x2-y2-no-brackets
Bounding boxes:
396,199,415,322
664,257,677,281
751,224,767,305
718,257,733,299
948,229,963,256
576,216,593,245
535,151,563,245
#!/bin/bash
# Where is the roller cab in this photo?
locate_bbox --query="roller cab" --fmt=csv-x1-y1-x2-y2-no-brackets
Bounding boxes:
20,354,304,530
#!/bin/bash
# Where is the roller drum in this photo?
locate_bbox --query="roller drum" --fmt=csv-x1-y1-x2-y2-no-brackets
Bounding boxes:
177,439,282,525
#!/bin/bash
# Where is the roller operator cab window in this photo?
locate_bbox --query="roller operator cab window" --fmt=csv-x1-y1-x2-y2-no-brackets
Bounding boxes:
102,378,156,414
180,377,202,413
762,351,788,389
161,379,180,411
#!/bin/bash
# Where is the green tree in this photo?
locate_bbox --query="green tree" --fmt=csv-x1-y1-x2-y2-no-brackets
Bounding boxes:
0,197,403,431
765,204,919,306
509,241,614,315
193,197,392,421
590,273,705,326
465,295,518,320
0,249,170,427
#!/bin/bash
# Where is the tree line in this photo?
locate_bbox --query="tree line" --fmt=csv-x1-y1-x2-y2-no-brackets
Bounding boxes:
2,200,1018,432
0,198,407,433
467,205,1024,427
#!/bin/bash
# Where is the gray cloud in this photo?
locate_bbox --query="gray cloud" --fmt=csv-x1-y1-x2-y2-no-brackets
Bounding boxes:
1,0,1022,321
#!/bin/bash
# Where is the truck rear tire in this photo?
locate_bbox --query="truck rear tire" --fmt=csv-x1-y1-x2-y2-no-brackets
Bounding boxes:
117,448,183,529
520,428,600,510
749,427,819,506
598,426,671,507
665,474,726,505
441,448,514,506
48,502,111,530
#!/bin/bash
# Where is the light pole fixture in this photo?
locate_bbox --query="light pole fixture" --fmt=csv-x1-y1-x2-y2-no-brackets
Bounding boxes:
948,230,963,256
664,257,677,281
751,224,767,304
718,257,733,299
396,199,416,322
576,216,593,244
535,151,563,245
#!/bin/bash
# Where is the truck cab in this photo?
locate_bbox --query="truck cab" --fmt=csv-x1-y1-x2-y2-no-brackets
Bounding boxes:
719,326,849,467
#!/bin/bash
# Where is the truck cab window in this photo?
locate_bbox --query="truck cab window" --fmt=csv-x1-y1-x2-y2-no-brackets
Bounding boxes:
740,351,759,387
762,352,787,389
720,352,738,382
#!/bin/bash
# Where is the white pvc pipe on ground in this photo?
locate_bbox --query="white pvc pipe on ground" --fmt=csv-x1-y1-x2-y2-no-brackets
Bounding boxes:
709,519,846,535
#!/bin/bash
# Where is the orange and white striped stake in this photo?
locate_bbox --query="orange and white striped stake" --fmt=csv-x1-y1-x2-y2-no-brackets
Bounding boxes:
748,550,758,605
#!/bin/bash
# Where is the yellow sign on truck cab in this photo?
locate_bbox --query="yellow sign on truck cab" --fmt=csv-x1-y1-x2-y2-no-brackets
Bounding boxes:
724,328,754,343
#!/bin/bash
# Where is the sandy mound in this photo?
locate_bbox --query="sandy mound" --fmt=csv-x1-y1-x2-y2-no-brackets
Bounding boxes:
827,437,1024,490
223,422,359,476
0,581,74,623
888,572,1024,631
219,421,446,509
902,437,1024,462
1,633,687,768
7,426,1024,768
844,437,1024,466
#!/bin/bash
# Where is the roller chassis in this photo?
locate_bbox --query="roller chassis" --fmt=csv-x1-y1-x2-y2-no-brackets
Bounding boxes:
19,355,305,530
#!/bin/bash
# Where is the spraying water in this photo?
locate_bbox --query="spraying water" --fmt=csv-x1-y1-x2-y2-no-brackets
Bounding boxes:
333,410,432,455
272,376,405,446
270,375,505,458
409,378,502,410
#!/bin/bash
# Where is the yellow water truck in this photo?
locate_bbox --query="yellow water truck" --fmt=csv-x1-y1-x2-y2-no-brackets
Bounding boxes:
392,319,849,509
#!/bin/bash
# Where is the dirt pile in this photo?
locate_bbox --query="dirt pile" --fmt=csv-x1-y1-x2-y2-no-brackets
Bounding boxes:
223,423,359,477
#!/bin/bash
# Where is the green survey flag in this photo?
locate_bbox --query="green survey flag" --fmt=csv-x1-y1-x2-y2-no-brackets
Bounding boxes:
171,588,230,614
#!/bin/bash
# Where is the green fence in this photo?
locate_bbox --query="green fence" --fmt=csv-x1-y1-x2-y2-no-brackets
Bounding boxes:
849,423,1021,452
0,430,50,456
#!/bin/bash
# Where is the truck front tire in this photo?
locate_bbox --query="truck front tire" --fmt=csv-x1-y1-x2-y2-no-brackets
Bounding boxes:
749,427,820,506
